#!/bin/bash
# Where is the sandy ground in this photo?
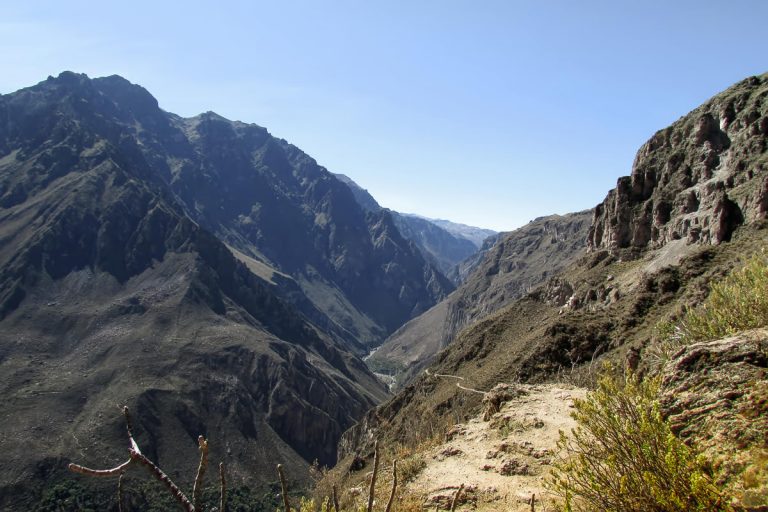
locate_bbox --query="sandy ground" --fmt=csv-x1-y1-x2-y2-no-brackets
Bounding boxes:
406,383,587,511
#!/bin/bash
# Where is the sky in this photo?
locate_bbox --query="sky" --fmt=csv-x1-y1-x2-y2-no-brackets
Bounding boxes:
1,1,766,232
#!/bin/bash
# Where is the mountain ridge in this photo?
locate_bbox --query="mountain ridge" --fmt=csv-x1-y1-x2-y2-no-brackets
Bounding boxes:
0,71,452,507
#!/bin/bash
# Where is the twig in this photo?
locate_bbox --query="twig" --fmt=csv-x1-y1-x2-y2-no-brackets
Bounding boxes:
450,484,464,512
129,449,195,512
332,484,340,512
117,471,125,512
367,440,380,512
123,406,141,455
385,460,397,512
530,492,535,511
68,459,132,477
219,462,226,512
277,464,291,512
193,435,209,510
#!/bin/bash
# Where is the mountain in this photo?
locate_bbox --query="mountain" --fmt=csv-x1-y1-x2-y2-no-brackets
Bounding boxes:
333,173,382,213
333,173,494,280
390,214,478,279
340,72,768,465
0,71,456,506
366,210,592,383
411,216,497,249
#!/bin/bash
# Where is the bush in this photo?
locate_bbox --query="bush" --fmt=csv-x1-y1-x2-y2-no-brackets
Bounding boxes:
549,371,726,512
653,252,768,364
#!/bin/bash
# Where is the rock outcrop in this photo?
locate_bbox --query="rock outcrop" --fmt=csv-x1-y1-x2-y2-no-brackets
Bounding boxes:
589,74,768,252
660,330,768,510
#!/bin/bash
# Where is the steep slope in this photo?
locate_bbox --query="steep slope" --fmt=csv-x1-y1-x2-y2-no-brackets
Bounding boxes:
7,73,453,353
391,213,478,279
341,72,768,463
367,210,592,382
0,73,393,507
333,173,487,280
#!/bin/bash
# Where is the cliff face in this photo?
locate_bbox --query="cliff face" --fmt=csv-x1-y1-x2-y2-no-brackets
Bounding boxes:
589,74,768,252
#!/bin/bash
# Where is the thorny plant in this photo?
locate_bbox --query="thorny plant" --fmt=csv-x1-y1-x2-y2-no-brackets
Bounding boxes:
69,410,419,511
68,406,225,512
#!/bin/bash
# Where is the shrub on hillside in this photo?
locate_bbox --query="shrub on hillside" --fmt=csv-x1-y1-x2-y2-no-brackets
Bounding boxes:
549,371,726,512
653,252,768,364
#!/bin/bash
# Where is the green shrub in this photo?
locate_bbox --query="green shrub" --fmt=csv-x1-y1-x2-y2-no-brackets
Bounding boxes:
549,371,726,512
653,252,768,364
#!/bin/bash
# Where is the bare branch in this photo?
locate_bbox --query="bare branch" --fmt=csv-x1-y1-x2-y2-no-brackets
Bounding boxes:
123,406,141,455
384,460,397,512
277,463,291,512
129,448,195,512
332,484,340,512
219,462,226,512
117,471,125,512
367,440,379,512
68,459,132,477
450,484,464,512
193,435,209,510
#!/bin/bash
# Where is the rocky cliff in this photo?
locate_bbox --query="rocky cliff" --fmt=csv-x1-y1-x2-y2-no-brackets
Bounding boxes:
589,74,768,252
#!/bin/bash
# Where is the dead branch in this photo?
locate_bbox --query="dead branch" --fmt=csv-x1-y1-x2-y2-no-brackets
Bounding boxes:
193,435,209,509
332,484,340,512
129,448,195,511
367,440,380,512
122,406,141,455
384,460,397,512
68,459,132,477
219,462,226,512
117,471,125,512
277,463,291,512
450,484,464,512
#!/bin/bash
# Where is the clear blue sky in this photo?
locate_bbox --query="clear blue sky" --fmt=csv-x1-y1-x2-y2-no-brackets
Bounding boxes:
1,1,766,231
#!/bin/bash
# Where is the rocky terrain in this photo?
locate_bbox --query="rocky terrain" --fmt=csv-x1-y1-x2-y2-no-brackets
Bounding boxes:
0,72,458,507
336,73,768,505
367,210,591,384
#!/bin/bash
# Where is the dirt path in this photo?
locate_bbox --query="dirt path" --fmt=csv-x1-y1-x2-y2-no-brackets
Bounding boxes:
406,383,586,511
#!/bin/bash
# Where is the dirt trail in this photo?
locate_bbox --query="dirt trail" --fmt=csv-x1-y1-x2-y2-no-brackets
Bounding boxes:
406,383,586,511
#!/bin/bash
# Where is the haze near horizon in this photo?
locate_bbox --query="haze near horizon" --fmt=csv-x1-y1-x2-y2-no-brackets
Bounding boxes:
1,0,766,231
